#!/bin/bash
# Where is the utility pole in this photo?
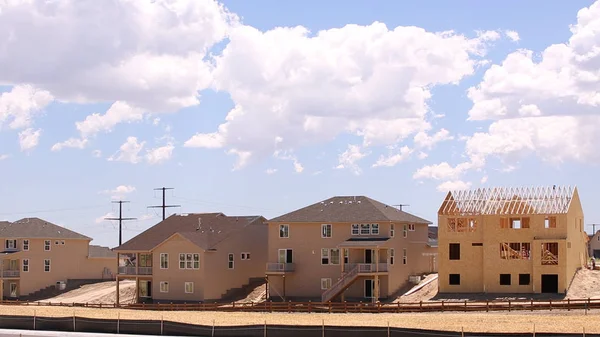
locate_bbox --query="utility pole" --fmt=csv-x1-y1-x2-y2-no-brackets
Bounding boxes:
393,204,410,211
105,201,137,246
589,224,600,235
148,187,180,221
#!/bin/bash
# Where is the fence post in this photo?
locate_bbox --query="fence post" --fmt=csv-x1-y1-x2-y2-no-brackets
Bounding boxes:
33,310,36,330
464,300,467,312
161,315,164,335
211,319,215,337
442,301,445,312
117,312,120,334
419,301,422,312
308,301,312,313
586,298,589,315
461,326,464,337
583,326,586,337
264,320,267,337
568,298,570,311
549,299,552,311
533,323,535,337
73,311,76,332
486,300,489,312
328,301,332,314
508,300,511,312
531,299,533,312
322,319,325,337
387,321,390,337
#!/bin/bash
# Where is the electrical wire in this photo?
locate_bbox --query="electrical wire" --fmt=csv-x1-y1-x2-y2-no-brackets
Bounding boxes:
0,204,106,216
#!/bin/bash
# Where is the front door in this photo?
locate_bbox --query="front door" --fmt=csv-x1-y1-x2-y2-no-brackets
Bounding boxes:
364,279,374,298
9,283,17,297
365,249,373,264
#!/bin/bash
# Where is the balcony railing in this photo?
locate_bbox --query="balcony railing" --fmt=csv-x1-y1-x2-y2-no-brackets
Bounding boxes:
118,266,153,275
344,263,388,273
138,267,153,275
266,263,295,273
2,270,20,278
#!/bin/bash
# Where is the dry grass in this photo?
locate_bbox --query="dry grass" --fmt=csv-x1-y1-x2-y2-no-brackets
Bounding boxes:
2,305,600,333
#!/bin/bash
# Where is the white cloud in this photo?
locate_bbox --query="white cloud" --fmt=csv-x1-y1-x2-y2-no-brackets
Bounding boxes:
437,180,472,192
336,145,367,175
146,144,175,165
413,128,454,149
417,151,429,160
75,101,145,138
108,137,145,164
413,160,482,181
92,150,102,158
0,154,9,161
51,138,88,152
0,85,53,130
266,168,278,175
185,22,502,168
100,185,136,200
0,0,237,114
481,175,488,184
18,128,41,151
273,150,304,173
373,146,412,167
505,30,520,42
96,212,114,224
138,213,156,221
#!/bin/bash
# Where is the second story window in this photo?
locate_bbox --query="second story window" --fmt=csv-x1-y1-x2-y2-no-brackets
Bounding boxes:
44,259,51,272
321,224,332,238
22,259,29,272
23,240,29,251
179,253,200,269
360,224,370,235
160,253,169,269
371,224,379,235
321,248,340,265
44,240,51,251
403,224,408,238
408,224,415,231
351,224,359,235
390,224,395,237
279,224,289,238
228,253,234,269
545,216,557,228
5,239,16,250
449,243,460,260
389,248,395,265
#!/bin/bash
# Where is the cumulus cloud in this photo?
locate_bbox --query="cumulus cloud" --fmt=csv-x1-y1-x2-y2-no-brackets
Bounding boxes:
505,30,520,42
100,185,136,200
108,137,145,164
146,143,175,165
373,146,412,168
437,180,472,192
51,138,88,152
336,145,368,175
0,85,53,130
76,101,145,138
18,128,41,151
413,128,454,150
265,168,278,175
184,22,503,169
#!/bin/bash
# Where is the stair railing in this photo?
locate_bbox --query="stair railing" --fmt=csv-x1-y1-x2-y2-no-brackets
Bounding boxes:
321,264,359,302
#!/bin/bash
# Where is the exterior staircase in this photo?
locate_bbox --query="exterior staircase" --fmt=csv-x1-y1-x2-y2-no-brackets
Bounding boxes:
321,264,360,303
219,277,266,302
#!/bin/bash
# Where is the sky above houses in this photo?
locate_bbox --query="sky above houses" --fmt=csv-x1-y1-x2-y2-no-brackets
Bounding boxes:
0,0,599,248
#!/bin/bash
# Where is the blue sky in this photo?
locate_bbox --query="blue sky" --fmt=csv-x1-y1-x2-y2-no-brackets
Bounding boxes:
0,0,598,247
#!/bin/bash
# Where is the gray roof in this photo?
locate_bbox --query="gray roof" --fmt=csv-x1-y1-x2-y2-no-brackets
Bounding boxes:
115,213,266,251
0,218,91,240
269,196,432,224
89,245,116,258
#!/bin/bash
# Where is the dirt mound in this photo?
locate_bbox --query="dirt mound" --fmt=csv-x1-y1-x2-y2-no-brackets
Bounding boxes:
567,268,600,299
43,280,136,304
394,274,438,303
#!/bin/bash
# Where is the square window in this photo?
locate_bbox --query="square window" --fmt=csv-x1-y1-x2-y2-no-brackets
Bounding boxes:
160,282,169,293
449,274,460,285
499,274,511,286
510,219,521,229
519,274,530,285
185,282,194,294
279,224,289,238
351,224,359,235
449,243,460,260
408,224,415,231
321,224,332,238
371,224,379,235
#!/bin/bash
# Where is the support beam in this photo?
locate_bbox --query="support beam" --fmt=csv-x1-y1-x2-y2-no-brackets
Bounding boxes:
116,277,120,306
282,275,286,301
136,277,140,303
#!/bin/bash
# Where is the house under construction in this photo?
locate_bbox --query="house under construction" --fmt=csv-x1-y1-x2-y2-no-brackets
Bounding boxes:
438,185,587,294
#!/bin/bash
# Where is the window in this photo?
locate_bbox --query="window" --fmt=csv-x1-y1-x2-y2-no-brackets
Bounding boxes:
403,224,408,238
390,248,395,265
228,253,234,269
185,282,194,294
449,243,460,260
278,249,293,263
321,278,332,290
472,243,483,246
360,224,371,235
241,252,251,260
519,274,531,285
61,241,65,245
542,242,559,265
499,274,511,286
390,224,395,237
500,242,531,260
44,240,51,251
160,281,169,293
279,224,289,238
408,224,415,231
449,274,460,285
545,216,557,228
22,259,29,272
321,248,340,265
351,224,360,235
179,253,200,269
321,224,332,238
5,239,16,250
23,240,29,251
160,253,169,269
343,249,349,264
55,241,59,245
139,254,152,267
371,224,379,235
510,218,521,229
402,248,407,265
44,259,50,272
448,218,477,232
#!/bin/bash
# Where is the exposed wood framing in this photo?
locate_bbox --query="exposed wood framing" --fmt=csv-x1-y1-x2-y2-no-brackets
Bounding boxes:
541,243,559,265
439,186,574,216
500,242,531,260
447,218,477,232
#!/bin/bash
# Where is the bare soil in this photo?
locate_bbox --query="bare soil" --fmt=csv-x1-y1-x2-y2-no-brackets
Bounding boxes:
40,280,136,305
395,274,438,303
566,268,600,299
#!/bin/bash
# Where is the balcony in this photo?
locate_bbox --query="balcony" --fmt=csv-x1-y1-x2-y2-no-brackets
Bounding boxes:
117,266,153,275
2,270,20,278
344,263,388,274
266,263,295,274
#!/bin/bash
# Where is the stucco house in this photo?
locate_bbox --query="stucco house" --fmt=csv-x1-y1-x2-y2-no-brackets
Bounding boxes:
265,195,436,303
0,218,115,299
438,185,587,294
113,213,268,303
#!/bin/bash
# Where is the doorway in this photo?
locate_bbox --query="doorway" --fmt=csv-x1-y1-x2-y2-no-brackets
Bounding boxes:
139,280,152,298
278,249,293,263
9,283,17,298
364,279,374,298
364,249,374,264
541,274,559,293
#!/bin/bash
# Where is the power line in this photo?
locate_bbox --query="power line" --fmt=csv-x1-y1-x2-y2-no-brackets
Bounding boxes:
105,201,137,246
148,187,180,221
0,204,105,216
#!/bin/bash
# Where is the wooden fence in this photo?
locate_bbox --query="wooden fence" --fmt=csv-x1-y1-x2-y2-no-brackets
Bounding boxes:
2,298,600,314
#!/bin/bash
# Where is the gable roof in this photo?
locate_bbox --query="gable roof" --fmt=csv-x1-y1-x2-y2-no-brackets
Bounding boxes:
0,218,91,240
114,213,266,251
89,245,117,258
269,196,431,224
439,186,577,216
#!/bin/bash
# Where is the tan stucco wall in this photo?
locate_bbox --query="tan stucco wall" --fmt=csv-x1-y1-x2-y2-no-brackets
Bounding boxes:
589,232,600,258
438,196,586,294
266,221,434,300
1,238,115,297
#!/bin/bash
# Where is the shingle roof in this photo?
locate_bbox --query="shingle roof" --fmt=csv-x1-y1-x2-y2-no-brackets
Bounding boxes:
269,196,431,224
114,213,266,251
0,218,91,240
89,245,116,258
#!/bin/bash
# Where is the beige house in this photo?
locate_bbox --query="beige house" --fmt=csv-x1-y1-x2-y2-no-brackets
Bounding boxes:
113,213,267,303
588,231,600,259
266,196,435,303
0,218,115,299
438,186,587,294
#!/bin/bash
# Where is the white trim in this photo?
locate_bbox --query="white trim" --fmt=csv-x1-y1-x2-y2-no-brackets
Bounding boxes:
279,224,290,238
44,259,51,272
241,252,250,260
390,224,395,237
44,240,51,251
179,253,199,269
278,248,292,263
228,253,234,269
402,248,407,265
160,253,169,269
403,224,408,238
184,282,194,294
320,278,332,290
370,223,379,235
321,224,332,238
389,248,395,265
351,224,359,235
408,224,415,231
22,259,29,272
159,281,169,293
23,239,29,251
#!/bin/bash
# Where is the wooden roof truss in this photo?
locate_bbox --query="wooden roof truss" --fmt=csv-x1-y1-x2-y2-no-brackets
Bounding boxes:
440,186,574,216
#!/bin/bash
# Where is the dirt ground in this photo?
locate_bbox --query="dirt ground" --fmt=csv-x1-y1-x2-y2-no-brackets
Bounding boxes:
235,284,266,303
40,280,136,305
2,304,600,333
395,274,438,303
566,268,600,299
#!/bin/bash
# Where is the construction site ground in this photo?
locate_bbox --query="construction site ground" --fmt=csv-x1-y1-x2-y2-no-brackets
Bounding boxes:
40,280,137,305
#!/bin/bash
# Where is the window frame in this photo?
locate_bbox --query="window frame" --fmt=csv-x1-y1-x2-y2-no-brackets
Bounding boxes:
449,243,460,260
408,224,415,231
351,224,359,235
228,253,234,269
44,240,51,251
449,274,460,285
160,281,169,293
403,224,408,238
23,239,29,251
321,224,332,238
184,282,194,294
22,259,29,272
279,224,290,238
389,248,395,265
241,252,251,260
179,253,199,269
320,278,332,290
44,259,51,272
390,224,395,237
360,224,371,235
370,223,379,235
160,253,169,269
402,248,407,265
